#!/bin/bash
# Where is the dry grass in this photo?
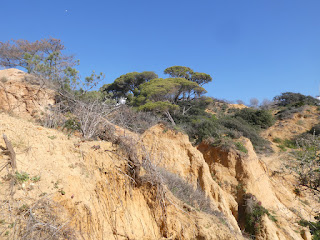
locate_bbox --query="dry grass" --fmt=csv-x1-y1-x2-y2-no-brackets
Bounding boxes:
0,189,76,240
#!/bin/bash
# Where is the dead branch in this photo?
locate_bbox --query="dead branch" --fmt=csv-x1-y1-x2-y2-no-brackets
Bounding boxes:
3,134,17,170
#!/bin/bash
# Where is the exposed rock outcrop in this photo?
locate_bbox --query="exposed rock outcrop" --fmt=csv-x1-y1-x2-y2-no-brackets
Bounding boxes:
0,68,54,118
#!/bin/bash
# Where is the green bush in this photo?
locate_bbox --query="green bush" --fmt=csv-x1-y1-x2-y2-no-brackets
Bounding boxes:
244,193,277,237
217,117,271,152
235,108,275,129
274,92,320,107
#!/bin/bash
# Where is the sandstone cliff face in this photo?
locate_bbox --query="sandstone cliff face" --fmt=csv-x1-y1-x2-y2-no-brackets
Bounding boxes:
198,138,316,240
0,113,242,240
142,125,317,240
141,125,241,234
0,68,55,118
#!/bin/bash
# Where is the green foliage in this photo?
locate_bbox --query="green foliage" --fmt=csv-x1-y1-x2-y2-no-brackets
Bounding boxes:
0,38,82,90
235,142,248,154
235,108,275,129
59,189,66,195
164,66,194,79
63,118,81,134
274,92,320,107
217,117,270,152
272,138,282,143
47,135,57,140
275,138,297,151
190,72,212,86
138,101,179,112
136,77,206,105
244,193,277,237
299,215,320,240
186,116,219,144
75,90,105,102
164,66,212,86
15,172,29,183
100,71,158,99
283,139,297,149
31,176,41,183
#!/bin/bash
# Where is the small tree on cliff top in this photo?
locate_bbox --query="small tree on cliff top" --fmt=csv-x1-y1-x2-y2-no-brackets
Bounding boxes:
0,38,79,90
135,77,206,124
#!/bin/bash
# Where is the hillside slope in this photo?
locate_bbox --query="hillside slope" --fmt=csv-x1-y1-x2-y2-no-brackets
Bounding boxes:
0,68,318,240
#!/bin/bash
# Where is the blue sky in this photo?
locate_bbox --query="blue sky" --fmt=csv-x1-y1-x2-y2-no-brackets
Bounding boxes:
1,0,320,104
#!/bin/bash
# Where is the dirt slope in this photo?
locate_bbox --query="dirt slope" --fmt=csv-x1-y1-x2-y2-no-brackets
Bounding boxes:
262,106,320,142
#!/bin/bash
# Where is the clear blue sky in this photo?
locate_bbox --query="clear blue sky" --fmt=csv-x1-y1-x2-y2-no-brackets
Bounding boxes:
1,0,320,104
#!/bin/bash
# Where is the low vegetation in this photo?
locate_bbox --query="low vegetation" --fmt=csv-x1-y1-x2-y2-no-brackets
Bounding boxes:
299,214,320,240
159,168,223,217
273,92,320,108
243,193,277,238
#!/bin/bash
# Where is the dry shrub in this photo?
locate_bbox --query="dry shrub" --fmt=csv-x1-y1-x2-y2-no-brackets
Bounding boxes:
40,103,66,129
72,100,117,139
110,105,161,133
0,196,76,240
159,168,223,218
19,197,76,240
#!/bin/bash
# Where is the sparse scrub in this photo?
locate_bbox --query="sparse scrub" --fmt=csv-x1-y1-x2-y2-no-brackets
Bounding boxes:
111,105,161,133
159,168,223,217
40,103,67,129
1,173,75,239
243,193,277,237
298,214,320,240
235,142,248,154
277,144,287,152
297,120,304,126
275,106,305,120
290,135,320,192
